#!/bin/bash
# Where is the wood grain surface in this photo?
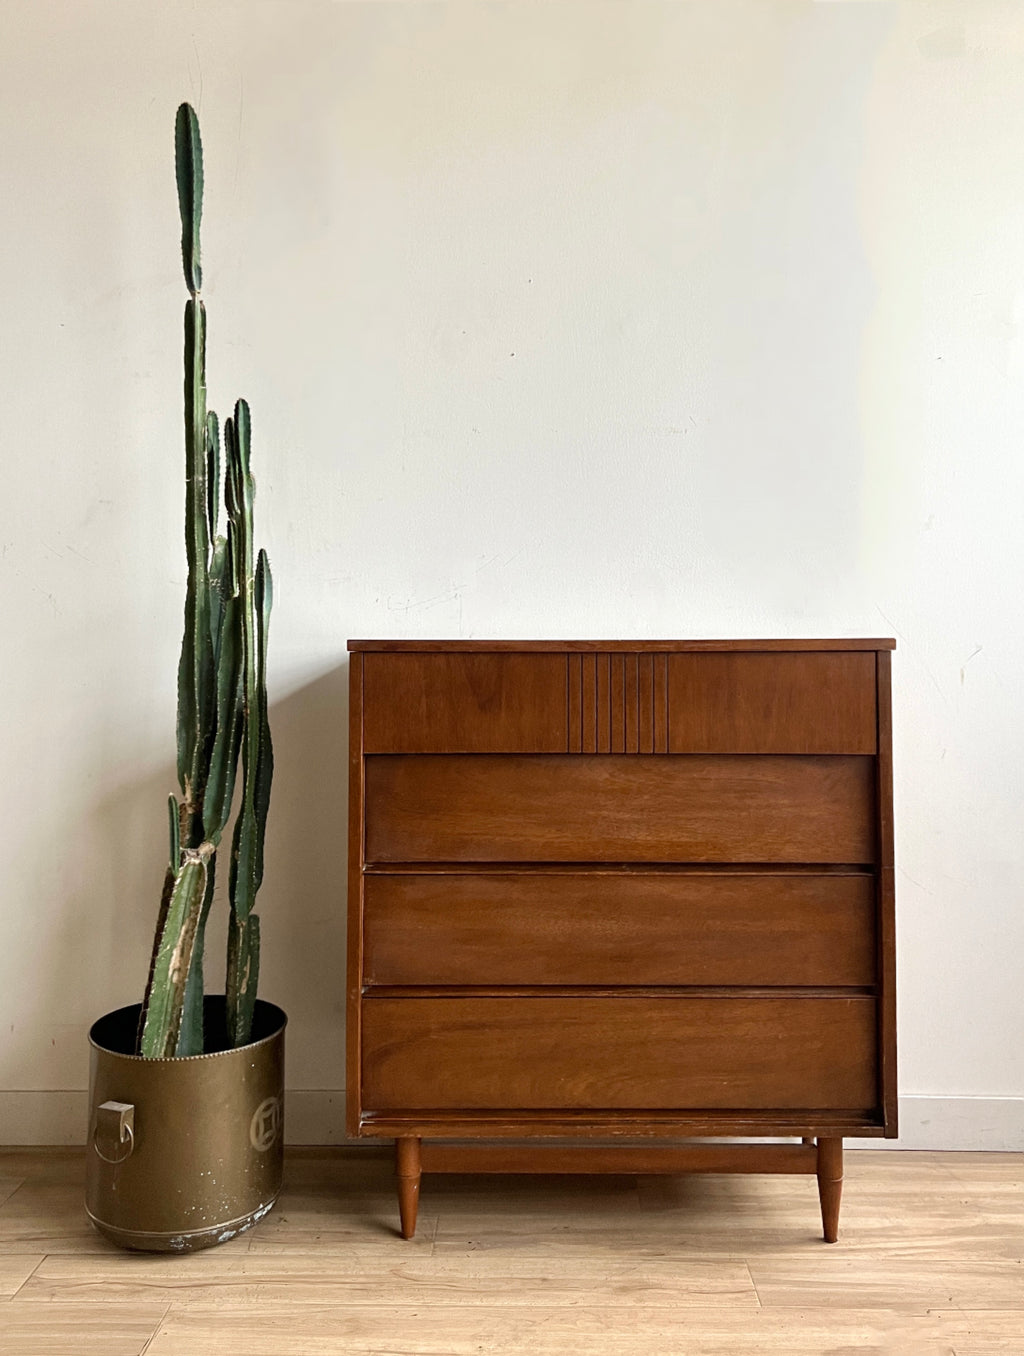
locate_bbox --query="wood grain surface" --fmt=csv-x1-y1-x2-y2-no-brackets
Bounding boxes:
361,995,878,1111
364,754,876,863
666,651,877,754
363,871,877,987
349,638,897,652
362,652,568,753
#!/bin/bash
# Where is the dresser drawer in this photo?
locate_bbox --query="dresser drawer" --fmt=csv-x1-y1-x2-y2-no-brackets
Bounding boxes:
667,651,877,754
363,872,876,987
363,652,567,752
361,996,878,1112
364,754,876,864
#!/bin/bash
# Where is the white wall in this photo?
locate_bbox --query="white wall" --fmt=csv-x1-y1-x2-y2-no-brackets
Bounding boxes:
1,0,1021,1148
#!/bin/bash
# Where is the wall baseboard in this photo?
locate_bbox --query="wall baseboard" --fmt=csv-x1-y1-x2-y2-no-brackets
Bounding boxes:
845,1096,1024,1151
3,1092,1021,1151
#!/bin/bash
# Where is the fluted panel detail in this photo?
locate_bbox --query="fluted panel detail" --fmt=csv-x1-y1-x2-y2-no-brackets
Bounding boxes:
568,653,668,753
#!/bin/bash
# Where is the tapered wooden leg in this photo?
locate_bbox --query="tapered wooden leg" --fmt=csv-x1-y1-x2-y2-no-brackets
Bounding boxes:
396,1136,422,1240
816,1136,843,1243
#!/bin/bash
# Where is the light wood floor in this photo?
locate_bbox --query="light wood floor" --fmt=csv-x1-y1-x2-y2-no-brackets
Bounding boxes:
0,1147,1021,1354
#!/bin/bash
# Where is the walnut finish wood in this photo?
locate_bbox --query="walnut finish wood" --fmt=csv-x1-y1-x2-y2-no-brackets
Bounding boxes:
395,1136,421,1240
365,753,876,864
348,638,897,652
875,649,899,1132
362,652,568,753
347,639,897,1243
569,652,670,753
362,1112,886,1138
816,1136,844,1243
361,996,877,1112
363,872,876,987
666,651,877,754
345,653,365,1137
418,1143,818,1175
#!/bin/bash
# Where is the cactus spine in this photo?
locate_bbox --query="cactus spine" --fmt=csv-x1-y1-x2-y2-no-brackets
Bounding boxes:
139,103,273,1059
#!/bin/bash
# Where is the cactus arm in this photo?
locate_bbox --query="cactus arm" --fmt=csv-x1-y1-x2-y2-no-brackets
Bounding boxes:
204,592,243,839
226,912,260,1050
175,102,203,295
139,843,213,1058
208,535,228,675
253,549,273,890
175,858,216,1057
174,103,213,845
205,410,220,545
137,864,177,1055
177,297,215,841
225,401,259,922
225,403,272,1047
167,793,180,872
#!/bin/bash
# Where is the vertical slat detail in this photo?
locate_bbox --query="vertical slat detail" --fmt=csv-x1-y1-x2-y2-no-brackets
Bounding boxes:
597,654,611,753
638,654,654,752
610,654,626,752
624,653,639,753
581,654,597,754
568,654,582,753
654,654,668,752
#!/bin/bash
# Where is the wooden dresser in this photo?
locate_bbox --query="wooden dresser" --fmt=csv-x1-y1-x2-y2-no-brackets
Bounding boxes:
347,639,897,1241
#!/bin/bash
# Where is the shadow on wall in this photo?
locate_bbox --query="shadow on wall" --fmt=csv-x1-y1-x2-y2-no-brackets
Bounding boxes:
257,662,350,1093
0,662,351,1099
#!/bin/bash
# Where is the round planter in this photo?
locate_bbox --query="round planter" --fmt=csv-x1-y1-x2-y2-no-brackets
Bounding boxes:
85,997,286,1251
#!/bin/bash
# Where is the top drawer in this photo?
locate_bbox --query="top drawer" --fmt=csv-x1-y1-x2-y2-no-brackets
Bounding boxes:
362,653,567,753
359,651,877,754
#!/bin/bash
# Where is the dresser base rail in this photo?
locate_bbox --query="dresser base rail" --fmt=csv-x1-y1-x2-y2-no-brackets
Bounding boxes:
392,1134,843,1242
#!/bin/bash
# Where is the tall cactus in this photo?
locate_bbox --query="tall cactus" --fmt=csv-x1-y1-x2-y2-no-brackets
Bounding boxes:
139,103,273,1059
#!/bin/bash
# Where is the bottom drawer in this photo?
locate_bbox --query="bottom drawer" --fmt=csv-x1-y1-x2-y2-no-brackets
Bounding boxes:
361,996,877,1112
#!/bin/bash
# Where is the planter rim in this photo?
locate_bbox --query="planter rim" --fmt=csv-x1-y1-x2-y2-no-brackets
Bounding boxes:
89,998,287,1064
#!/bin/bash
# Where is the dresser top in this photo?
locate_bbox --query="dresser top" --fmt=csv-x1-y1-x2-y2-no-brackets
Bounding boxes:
348,639,896,653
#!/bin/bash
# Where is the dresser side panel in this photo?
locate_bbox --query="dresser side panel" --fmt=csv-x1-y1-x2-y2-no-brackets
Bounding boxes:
876,648,898,1134
346,653,366,1136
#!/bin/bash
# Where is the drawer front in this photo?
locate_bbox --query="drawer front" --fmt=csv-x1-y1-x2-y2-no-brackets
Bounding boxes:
364,754,876,864
362,653,567,753
362,996,878,1111
667,651,877,754
364,872,876,987
360,650,878,755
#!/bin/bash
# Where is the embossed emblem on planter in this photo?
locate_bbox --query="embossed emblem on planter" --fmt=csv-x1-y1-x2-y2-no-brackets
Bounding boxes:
249,1096,282,1151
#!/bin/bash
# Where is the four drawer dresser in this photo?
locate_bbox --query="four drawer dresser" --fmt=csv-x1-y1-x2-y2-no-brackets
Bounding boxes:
346,639,897,1241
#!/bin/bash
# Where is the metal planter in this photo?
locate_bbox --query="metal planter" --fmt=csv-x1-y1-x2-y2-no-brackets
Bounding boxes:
86,997,285,1251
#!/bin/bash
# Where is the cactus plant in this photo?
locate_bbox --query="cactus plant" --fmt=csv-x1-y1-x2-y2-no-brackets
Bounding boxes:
138,103,273,1059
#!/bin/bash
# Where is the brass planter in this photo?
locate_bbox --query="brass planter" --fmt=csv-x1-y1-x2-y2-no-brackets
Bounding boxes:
86,998,285,1251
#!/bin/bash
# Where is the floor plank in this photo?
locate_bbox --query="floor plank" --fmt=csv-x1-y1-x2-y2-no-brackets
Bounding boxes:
16,1252,756,1310
141,1302,1021,1355
0,1301,166,1356
0,1179,24,1210
749,1256,1024,1313
0,1254,43,1298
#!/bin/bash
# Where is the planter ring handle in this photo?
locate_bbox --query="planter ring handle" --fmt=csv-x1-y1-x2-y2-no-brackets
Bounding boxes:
92,1100,135,1164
